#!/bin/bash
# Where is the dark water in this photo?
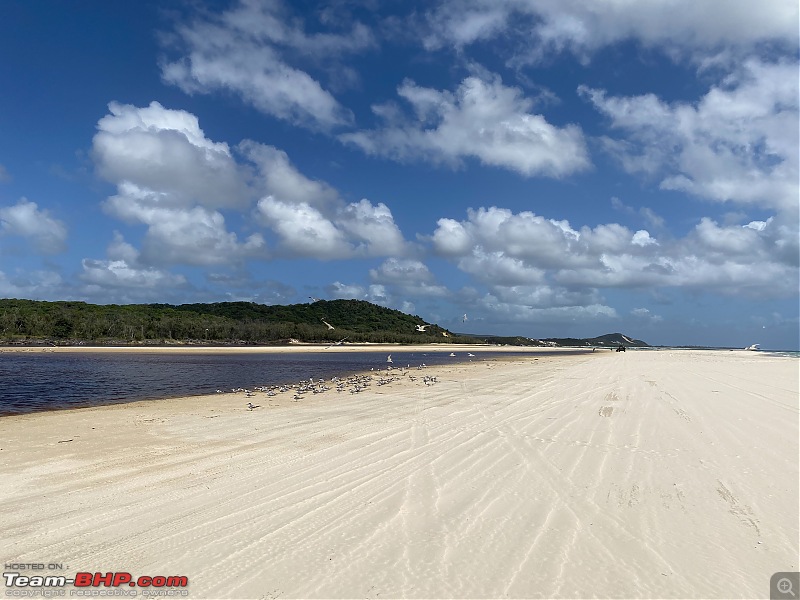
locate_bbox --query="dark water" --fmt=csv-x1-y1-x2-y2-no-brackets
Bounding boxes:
0,349,571,416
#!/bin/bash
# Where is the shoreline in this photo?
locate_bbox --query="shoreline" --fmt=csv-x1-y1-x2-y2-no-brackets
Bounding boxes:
0,346,593,419
0,343,593,354
2,349,797,598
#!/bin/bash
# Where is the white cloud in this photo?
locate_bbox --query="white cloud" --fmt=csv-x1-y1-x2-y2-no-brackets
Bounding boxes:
80,258,186,290
631,307,663,322
93,101,249,210
256,196,351,258
430,206,799,297
254,194,409,260
631,230,658,247
457,250,545,286
93,102,263,267
161,0,372,129
79,233,188,297
477,294,618,324
369,258,450,297
0,198,67,254
423,0,798,61
341,73,590,177
104,183,265,266
241,141,338,208
327,281,366,299
93,103,411,265
581,59,799,213
327,281,391,306
337,199,408,257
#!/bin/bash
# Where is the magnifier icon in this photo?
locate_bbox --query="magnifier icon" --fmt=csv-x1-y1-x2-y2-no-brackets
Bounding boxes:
778,578,796,597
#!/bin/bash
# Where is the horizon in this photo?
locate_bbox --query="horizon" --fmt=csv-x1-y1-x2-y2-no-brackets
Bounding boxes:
1,1,798,350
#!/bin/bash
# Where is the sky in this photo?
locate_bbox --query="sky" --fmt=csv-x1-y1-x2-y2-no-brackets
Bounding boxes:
0,0,798,349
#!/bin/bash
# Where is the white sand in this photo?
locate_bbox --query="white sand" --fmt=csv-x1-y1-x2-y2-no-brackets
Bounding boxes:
1,349,797,598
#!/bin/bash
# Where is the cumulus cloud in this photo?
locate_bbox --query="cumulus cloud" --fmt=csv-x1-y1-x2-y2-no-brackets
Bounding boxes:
369,258,450,297
429,206,799,297
161,0,373,129
255,195,408,260
423,0,798,62
93,101,249,210
79,232,188,299
241,141,339,208
337,200,408,256
92,102,411,265
0,198,67,254
104,183,265,266
255,196,351,258
340,73,590,177
581,59,799,213
476,294,618,324
247,141,411,260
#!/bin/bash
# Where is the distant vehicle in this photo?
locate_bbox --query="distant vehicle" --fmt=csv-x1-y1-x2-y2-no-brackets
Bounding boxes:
616,345,626,352
745,344,761,351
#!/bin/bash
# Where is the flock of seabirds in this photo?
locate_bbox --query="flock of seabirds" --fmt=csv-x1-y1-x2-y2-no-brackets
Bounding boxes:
219,359,457,411
216,310,474,411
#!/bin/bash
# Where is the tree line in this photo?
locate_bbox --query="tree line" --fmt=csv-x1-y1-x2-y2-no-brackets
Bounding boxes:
0,298,480,345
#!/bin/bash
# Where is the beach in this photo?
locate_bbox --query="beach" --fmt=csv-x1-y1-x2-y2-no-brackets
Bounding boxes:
1,348,797,599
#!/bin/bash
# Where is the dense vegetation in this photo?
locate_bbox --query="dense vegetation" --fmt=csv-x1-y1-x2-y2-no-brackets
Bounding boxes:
0,298,478,345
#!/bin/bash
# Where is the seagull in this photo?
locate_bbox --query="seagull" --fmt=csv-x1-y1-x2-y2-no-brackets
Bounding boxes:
442,331,450,337
309,296,321,303
325,337,348,349
467,352,475,357
415,324,429,332
462,313,468,322
322,319,335,330
449,352,456,357
247,402,260,411
387,354,393,363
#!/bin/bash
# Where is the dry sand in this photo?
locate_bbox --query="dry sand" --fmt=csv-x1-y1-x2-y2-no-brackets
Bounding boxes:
1,349,797,599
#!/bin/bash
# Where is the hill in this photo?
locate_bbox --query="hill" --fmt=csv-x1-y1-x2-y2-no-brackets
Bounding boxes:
0,298,474,345
0,298,649,348
540,332,649,347
461,332,648,347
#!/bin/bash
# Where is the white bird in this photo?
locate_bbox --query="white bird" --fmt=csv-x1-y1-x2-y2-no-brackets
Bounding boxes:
387,354,393,363
309,296,321,303
449,352,456,357
462,313,468,322
325,337,348,349
415,324,429,332
442,331,450,337
467,352,475,357
322,319,335,330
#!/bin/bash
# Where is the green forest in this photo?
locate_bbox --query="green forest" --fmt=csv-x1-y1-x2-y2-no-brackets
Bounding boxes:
0,298,481,346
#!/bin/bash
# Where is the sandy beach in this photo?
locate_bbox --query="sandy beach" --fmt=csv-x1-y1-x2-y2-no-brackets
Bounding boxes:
1,348,797,599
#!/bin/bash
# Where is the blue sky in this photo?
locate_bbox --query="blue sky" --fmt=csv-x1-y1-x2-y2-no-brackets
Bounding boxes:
1,0,798,349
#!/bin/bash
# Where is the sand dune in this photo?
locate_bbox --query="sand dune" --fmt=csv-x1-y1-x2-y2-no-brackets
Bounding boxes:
1,349,797,598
